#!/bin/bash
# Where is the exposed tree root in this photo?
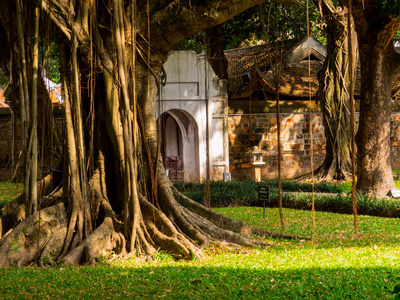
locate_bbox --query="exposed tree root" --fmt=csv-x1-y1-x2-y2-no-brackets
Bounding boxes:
172,185,310,241
296,158,351,183
0,167,310,267
61,200,126,266
0,174,58,238
0,203,67,267
38,227,67,266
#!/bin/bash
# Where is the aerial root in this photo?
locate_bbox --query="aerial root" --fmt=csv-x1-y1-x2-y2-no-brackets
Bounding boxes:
158,184,208,246
134,221,157,256
60,217,125,265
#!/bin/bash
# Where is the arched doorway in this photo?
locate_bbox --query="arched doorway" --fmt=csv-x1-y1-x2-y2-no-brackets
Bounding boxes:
159,109,200,182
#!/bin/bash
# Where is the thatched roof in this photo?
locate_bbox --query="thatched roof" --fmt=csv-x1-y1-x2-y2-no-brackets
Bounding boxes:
226,36,367,101
225,40,298,99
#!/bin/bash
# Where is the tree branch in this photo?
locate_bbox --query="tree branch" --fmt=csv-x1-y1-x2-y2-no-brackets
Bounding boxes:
148,0,300,53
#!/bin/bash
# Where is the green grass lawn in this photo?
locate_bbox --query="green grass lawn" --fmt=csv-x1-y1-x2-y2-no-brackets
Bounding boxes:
0,207,399,299
0,181,23,208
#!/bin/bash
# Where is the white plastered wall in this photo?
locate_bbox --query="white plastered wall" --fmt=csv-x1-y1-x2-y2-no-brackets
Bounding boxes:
157,51,229,181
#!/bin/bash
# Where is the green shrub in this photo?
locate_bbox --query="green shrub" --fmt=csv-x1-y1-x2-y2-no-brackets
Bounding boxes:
175,180,259,206
174,180,400,218
393,277,400,300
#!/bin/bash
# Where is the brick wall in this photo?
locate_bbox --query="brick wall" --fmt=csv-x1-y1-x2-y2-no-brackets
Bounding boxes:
229,112,400,180
228,113,326,179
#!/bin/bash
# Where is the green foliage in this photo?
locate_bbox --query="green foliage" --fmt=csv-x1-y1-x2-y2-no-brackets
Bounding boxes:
175,179,400,218
174,179,341,207
393,277,400,299
173,0,325,53
173,31,205,54
395,30,400,42
175,180,260,206
223,0,324,49
39,37,61,84
376,0,400,17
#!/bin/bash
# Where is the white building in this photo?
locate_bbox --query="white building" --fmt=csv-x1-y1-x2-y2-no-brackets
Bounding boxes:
157,51,229,182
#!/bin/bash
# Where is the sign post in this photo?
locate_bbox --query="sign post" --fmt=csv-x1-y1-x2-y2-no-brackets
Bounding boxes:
258,186,270,218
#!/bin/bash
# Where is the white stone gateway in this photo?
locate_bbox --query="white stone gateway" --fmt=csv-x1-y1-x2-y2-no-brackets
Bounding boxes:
157,51,229,182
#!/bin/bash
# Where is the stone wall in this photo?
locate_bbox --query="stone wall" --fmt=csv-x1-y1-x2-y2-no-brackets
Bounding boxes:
229,112,400,180
228,112,325,179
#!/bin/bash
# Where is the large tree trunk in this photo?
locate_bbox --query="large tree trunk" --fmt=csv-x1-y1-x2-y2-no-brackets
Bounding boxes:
312,1,357,181
0,0,303,267
343,0,400,198
204,24,229,80
356,46,398,197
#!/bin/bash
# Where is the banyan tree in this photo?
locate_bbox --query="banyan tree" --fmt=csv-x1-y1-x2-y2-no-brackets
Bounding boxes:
0,0,299,267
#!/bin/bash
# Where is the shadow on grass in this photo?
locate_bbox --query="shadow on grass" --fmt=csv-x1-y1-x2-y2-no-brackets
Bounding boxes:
0,264,397,299
215,206,400,250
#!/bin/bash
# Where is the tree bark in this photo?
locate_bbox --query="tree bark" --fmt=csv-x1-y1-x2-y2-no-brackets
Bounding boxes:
311,1,358,181
342,0,400,198
204,24,229,80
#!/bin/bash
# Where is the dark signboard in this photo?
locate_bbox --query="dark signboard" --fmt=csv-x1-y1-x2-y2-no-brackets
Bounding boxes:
258,186,270,201
258,186,270,218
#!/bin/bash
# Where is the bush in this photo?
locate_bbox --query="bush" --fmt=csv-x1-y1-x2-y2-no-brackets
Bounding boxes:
174,180,259,206
174,180,400,218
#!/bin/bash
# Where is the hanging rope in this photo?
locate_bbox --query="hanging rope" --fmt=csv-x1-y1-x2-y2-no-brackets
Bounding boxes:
306,0,316,235
260,3,284,227
145,0,159,208
348,0,358,235
204,38,211,208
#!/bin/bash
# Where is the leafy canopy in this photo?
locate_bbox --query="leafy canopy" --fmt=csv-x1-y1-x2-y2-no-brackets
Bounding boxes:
174,0,323,53
377,0,400,17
